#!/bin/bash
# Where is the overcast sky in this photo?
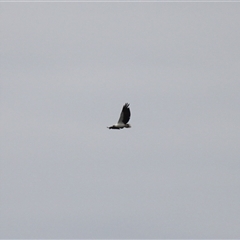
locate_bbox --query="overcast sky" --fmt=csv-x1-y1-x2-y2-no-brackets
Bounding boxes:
1,2,240,239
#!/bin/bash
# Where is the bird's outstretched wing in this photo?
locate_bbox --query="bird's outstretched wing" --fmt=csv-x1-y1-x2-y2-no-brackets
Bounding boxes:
118,103,131,124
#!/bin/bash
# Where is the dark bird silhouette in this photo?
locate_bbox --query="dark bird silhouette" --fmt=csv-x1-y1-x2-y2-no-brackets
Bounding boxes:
108,103,131,130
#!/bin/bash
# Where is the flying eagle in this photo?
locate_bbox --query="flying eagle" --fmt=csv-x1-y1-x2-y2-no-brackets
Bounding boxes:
108,103,131,129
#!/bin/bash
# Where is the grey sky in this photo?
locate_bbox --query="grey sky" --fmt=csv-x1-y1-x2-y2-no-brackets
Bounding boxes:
1,2,240,238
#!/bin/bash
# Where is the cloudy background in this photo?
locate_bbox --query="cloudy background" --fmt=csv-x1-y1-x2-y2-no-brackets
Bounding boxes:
1,2,240,238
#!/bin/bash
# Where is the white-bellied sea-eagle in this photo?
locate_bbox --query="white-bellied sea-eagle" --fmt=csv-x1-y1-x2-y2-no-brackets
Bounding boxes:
108,103,131,129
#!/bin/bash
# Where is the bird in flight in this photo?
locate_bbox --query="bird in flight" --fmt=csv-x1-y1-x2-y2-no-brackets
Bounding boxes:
108,103,131,130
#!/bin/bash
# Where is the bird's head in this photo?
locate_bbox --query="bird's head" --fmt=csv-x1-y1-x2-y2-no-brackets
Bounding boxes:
108,125,120,129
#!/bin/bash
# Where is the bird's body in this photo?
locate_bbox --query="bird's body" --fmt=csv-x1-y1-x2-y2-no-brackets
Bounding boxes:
108,103,131,130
